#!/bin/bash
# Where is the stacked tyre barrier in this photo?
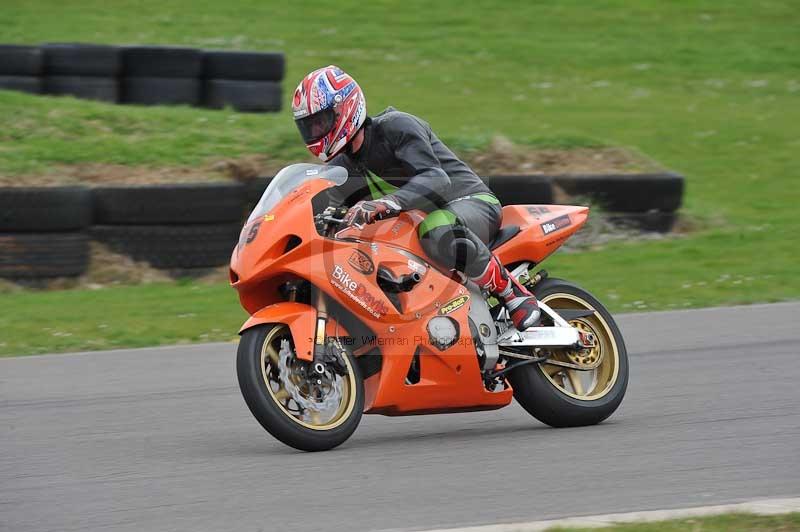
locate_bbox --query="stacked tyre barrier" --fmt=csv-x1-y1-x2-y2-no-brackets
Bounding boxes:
0,187,92,279
203,51,283,112
551,173,684,232
0,43,284,111
0,45,43,94
90,184,246,270
42,43,121,102
122,46,203,106
246,172,683,232
0,172,683,281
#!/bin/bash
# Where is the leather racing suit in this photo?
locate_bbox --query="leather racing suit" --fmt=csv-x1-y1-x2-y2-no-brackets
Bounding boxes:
329,107,498,278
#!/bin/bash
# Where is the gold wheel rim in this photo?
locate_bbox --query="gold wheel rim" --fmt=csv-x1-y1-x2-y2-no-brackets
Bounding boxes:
260,325,357,431
539,293,620,401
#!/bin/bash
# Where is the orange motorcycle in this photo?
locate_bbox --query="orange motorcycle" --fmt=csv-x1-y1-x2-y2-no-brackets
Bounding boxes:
231,164,628,451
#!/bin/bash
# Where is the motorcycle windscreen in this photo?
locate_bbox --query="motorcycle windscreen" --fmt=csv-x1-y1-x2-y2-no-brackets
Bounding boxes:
246,164,348,224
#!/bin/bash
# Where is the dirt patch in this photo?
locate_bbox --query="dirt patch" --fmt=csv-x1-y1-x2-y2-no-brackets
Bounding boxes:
464,136,662,176
0,138,661,187
0,154,289,187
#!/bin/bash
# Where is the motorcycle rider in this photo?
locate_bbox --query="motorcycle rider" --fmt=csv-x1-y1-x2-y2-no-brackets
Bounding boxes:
291,65,540,330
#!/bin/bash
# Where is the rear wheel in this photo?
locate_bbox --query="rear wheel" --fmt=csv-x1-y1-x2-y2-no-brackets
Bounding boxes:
237,324,363,451
507,278,628,427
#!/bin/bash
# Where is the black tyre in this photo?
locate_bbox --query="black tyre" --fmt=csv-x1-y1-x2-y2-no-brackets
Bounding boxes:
202,51,285,81
0,232,89,279
507,278,628,427
122,46,203,77
90,223,240,269
0,45,43,75
0,75,42,95
553,173,684,213
42,43,121,76
204,79,281,112
43,76,119,102
486,175,554,205
92,183,246,224
237,324,364,451
0,186,91,232
121,77,200,106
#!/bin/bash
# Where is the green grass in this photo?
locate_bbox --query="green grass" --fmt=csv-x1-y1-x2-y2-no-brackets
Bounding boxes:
1,0,799,355
551,512,800,531
0,283,245,356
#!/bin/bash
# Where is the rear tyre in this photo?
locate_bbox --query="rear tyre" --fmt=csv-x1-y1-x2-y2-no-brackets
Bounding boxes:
237,324,364,451
507,277,628,427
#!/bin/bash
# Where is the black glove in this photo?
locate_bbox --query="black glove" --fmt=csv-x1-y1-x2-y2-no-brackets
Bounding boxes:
343,197,402,227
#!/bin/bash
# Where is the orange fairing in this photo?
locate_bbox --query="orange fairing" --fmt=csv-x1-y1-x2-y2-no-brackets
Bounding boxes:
240,302,317,360
231,173,588,416
494,204,589,265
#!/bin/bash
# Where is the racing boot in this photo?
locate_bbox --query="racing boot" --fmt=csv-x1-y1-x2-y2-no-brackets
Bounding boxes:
471,256,541,330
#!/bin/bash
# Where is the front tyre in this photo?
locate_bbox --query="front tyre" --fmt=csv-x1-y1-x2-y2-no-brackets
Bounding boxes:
507,278,628,427
237,324,364,451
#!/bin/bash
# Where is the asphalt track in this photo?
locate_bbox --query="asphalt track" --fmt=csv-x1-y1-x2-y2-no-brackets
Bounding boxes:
2,303,799,532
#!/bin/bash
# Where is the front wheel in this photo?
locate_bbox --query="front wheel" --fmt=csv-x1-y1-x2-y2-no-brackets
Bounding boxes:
237,324,364,451
507,278,629,427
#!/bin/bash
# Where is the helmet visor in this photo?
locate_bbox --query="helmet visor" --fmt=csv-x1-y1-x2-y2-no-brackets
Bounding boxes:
295,108,336,145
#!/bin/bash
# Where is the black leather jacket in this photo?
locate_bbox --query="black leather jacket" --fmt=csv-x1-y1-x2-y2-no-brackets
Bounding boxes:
328,107,490,211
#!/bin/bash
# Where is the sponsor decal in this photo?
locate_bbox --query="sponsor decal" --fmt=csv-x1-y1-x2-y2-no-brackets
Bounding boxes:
263,214,275,222
541,215,571,235
348,249,375,275
439,295,470,315
407,259,426,275
527,206,551,218
370,243,379,255
331,265,389,318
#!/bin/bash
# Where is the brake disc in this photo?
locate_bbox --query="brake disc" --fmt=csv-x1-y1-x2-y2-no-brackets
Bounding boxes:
277,339,343,414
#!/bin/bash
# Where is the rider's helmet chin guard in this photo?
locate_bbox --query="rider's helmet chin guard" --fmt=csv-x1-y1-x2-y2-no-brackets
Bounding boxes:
292,65,367,162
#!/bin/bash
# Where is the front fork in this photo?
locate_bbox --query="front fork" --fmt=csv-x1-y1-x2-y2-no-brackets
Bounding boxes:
313,288,329,361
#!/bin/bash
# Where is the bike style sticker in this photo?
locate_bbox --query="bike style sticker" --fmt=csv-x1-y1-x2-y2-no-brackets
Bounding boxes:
439,295,470,315
348,249,375,275
541,215,571,235
331,265,389,318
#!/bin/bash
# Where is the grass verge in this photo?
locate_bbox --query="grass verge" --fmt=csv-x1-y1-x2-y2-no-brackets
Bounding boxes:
551,512,800,531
